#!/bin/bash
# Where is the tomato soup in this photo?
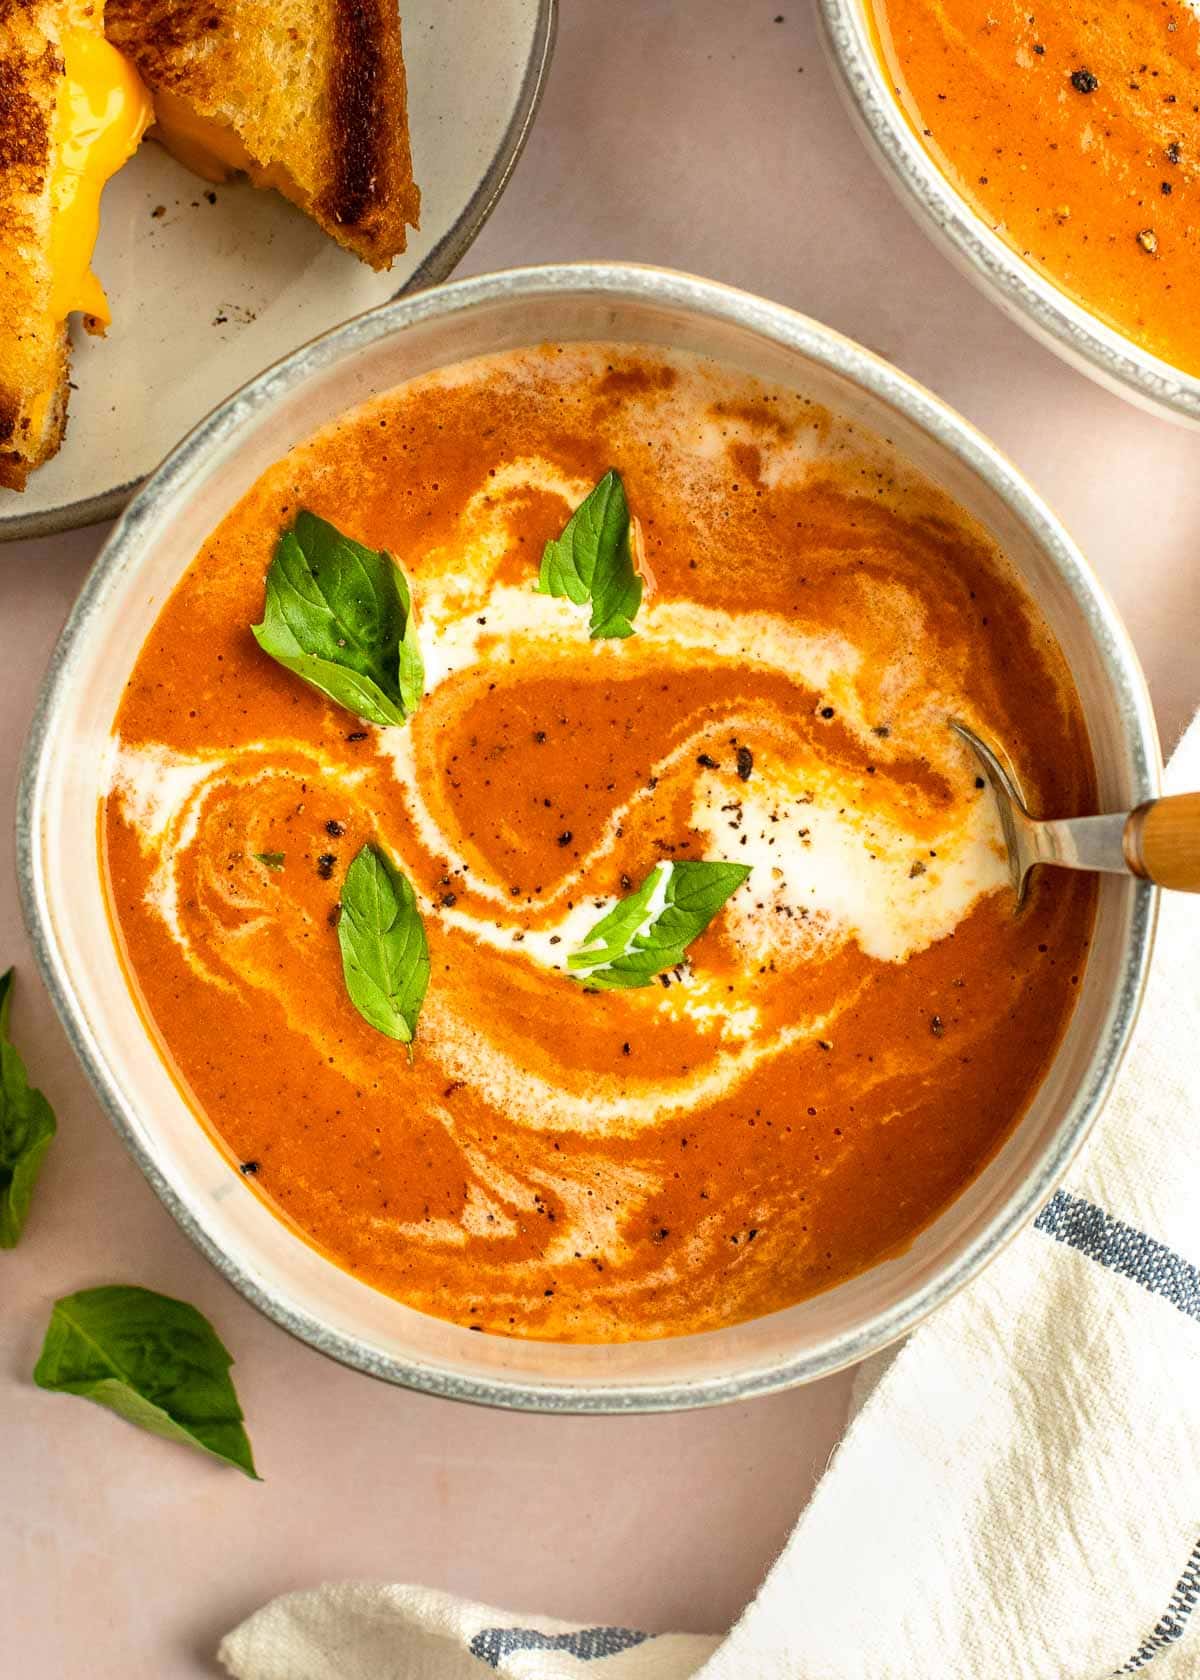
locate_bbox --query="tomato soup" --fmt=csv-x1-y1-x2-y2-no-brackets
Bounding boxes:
869,0,1200,376
102,345,1095,1341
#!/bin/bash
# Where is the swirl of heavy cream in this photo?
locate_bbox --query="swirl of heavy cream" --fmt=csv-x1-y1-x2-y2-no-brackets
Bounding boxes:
109,458,1007,1150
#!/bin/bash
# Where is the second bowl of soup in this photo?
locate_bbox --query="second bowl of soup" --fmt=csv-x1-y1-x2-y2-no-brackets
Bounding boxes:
819,0,1200,424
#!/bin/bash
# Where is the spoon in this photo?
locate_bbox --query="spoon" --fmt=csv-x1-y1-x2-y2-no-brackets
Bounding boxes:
950,720,1200,907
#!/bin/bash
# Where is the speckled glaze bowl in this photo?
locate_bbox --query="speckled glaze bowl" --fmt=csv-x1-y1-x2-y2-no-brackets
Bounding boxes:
18,265,1160,1411
817,0,1200,427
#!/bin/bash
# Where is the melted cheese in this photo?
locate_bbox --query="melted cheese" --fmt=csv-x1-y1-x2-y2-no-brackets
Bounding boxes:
149,90,254,183
48,31,152,327
151,90,297,196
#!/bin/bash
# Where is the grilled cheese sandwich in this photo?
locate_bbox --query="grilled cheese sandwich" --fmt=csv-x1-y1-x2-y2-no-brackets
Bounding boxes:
0,2,150,490
106,0,420,271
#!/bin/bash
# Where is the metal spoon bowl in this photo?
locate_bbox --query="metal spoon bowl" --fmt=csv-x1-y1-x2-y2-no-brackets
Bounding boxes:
951,720,1200,905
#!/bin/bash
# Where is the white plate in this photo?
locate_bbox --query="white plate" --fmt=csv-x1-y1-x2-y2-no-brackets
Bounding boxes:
1,0,555,541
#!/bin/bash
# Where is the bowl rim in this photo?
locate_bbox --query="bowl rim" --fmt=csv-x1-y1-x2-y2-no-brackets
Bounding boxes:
0,0,558,545
17,261,1162,1411
815,0,1200,426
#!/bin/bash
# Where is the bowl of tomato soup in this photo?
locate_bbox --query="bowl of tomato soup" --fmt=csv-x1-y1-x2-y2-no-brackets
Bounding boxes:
18,266,1159,1409
818,0,1200,424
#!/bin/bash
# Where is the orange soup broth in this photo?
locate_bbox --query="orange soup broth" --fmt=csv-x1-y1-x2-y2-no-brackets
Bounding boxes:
102,345,1096,1341
869,0,1200,375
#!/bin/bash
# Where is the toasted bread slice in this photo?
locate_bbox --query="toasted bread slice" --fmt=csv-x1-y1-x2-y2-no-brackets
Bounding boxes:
106,0,420,270
0,1,70,490
0,1,150,491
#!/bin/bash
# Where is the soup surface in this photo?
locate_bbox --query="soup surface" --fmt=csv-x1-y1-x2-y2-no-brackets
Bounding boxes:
868,0,1200,377
103,344,1095,1341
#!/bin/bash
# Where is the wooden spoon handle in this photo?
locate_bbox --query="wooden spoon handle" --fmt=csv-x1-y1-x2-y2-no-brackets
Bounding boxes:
1124,793,1200,891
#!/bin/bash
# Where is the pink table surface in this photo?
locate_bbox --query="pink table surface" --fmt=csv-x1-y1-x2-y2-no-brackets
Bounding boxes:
3,4,1198,1675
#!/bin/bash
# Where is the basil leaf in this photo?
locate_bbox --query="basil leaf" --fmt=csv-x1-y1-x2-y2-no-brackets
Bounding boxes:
254,852,285,870
252,510,424,727
0,969,56,1249
338,843,430,1045
568,860,751,989
536,470,643,640
33,1286,258,1478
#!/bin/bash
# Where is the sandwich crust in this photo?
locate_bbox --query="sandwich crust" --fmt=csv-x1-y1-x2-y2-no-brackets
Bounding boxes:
106,0,421,268
0,5,68,490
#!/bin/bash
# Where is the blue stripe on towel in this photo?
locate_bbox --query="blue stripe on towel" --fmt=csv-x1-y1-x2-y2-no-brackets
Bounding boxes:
469,1626,651,1667
1114,1538,1200,1673
1035,1191,1199,1672
1034,1190,1200,1322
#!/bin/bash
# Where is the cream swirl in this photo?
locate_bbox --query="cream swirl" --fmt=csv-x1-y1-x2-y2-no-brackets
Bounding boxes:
110,468,1008,1143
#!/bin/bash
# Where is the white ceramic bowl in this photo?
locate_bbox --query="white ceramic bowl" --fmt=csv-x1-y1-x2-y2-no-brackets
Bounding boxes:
817,0,1200,427
18,265,1161,1411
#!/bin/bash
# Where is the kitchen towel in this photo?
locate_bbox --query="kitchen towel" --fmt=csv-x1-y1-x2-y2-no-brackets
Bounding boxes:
220,715,1200,1680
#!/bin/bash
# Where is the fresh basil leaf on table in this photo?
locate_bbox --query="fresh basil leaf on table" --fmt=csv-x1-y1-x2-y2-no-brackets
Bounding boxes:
338,843,430,1046
0,968,56,1249
252,511,424,726
568,861,751,989
34,1286,258,1478
536,469,643,640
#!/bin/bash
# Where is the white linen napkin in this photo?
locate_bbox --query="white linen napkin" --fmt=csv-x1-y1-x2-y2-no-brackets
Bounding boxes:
220,716,1200,1680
